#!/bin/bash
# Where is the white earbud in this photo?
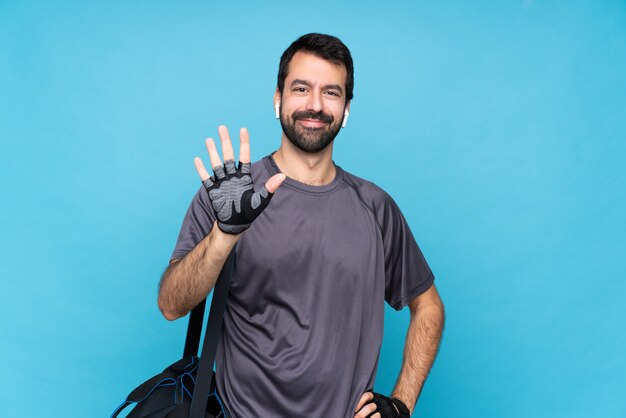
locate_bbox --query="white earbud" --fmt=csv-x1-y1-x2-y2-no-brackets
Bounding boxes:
275,103,280,119
341,110,349,128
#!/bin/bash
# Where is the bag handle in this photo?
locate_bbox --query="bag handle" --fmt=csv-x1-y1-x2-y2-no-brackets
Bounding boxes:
189,248,236,418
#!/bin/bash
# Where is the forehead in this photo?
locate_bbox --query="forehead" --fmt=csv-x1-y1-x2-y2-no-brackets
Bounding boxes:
286,51,348,86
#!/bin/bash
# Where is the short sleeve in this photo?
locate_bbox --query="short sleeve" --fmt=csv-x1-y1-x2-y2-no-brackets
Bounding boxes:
170,186,217,261
379,192,435,311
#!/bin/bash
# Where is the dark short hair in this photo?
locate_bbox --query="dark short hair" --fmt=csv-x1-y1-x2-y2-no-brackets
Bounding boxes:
277,33,354,102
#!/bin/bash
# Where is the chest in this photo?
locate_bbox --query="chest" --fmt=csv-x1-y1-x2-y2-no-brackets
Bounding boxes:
230,189,382,303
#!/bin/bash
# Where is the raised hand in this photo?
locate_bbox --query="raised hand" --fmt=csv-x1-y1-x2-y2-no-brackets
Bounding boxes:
194,125,286,234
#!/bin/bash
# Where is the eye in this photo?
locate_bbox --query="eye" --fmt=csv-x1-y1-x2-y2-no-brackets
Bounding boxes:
325,90,341,97
293,87,307,93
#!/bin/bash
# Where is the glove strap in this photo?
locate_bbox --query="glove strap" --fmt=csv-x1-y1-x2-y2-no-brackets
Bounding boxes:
217,221,251,235
391,397,411,417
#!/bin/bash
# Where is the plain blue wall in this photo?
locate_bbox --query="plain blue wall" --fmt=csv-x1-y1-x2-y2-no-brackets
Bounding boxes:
1,1,625,417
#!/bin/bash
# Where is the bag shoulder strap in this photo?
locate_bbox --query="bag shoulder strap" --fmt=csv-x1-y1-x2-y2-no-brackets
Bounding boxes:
184,298,206,358
189,248,236,418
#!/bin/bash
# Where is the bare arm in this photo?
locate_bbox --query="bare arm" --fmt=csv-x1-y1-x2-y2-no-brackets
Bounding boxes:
391,284,445,415
158,125,285,321
158,221,240,321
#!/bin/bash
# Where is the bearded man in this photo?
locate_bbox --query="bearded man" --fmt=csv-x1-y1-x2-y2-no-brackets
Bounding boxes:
158,33,445,418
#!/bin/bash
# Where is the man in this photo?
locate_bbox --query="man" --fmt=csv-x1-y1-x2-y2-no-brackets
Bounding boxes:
158,33,445,418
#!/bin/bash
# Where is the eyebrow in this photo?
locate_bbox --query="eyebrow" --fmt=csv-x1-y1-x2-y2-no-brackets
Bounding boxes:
290,79,344,94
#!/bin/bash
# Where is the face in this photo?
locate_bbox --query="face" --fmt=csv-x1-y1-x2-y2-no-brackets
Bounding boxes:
276,52,350,153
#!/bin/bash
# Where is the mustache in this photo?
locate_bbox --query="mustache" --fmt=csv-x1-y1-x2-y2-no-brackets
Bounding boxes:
292,110,334,124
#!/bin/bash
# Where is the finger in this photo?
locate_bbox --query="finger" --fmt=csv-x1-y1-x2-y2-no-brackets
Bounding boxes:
265,173,286,193
355,392,374,413
355,402,377,418
239,127,251,164
213,164,226,180
224,159,237,175
193,157,211,181
240,162,252,174
371,414,381,418
218,125,235,162
205,138,222,169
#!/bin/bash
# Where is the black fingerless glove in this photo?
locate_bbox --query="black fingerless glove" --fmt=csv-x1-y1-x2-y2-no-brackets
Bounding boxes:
366,392,411,418
202,159,274,235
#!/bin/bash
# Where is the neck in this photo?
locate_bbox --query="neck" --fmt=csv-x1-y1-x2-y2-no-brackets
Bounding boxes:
273,135,336,186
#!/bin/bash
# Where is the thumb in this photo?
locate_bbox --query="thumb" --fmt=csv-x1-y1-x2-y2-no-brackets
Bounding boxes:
265,173,286,193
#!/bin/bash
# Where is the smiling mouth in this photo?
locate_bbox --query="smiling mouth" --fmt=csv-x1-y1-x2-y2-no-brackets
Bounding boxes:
297,119,328,128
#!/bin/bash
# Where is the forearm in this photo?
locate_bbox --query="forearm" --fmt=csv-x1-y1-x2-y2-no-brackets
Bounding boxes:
391,302,445,415
158,221,240,320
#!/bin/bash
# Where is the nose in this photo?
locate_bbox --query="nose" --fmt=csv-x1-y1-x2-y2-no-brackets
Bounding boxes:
305,90,323,113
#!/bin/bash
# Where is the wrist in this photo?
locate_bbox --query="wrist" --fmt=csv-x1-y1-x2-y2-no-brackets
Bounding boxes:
371,392,411,418
391,397,411,416
210,221,241,255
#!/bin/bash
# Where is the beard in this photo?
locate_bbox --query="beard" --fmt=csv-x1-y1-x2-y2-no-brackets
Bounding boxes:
279,107,343,153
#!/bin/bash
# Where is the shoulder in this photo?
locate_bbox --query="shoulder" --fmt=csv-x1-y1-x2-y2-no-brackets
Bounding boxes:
251,157,266,171
250,155,273,183
340,168,397,212
339,167,404,234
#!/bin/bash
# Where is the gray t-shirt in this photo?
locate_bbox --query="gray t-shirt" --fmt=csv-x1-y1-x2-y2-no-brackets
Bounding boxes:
171,153,434,418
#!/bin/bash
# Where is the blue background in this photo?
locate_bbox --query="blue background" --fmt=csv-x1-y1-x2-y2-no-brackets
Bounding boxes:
1,1,625,417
